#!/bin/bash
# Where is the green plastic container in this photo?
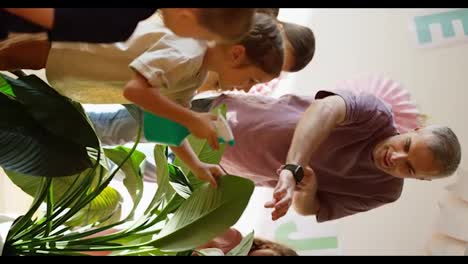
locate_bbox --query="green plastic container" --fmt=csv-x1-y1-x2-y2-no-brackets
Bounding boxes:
143,111,190,146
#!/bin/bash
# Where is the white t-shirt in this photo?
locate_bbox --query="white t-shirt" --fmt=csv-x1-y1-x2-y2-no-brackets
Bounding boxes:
46,17,207,106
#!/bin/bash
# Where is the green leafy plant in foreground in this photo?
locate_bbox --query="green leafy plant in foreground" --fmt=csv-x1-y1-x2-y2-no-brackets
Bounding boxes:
0,72,254,256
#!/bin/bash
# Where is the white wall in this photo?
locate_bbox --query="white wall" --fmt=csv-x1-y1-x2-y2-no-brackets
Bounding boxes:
277,8,468,255
0,169,32,215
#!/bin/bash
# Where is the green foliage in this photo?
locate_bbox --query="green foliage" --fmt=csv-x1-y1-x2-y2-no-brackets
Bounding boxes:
1,74,254,256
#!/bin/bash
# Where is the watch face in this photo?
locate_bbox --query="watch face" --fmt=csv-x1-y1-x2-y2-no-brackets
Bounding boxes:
295,166,304,183
284,164,304,183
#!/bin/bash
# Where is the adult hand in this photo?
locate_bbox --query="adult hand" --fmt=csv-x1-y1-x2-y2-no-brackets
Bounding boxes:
264,169,296,221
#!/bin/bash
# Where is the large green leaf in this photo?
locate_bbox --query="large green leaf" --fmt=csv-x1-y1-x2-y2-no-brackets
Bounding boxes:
104,146,145,220
150,175,254,252
0,92,92,177
115,192,185,247
5,164,107,204
65,187,122,227
0,83,28,126
0,73,99,149
154,145,174,202
0,74,97,177
4,162,123,228
0,128,93,177
145,145,175,214
0,75,14,96
168,164,192,199
173,104,227,190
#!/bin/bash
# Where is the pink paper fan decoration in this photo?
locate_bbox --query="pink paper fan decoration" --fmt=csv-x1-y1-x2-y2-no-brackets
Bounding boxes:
248,77,281,96
333,74,425,133
223,76,282,96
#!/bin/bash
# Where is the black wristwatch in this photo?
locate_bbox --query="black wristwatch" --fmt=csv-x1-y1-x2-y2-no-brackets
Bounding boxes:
283,164,304,184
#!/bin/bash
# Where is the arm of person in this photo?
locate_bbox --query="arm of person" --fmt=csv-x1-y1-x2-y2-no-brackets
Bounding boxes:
292,167,320,216
170,139,224,188
294,171,397,221
293,191,320,216
123,71,219,150
286,94,347,166
124,72,223,187
266,95,347,220
4,8,156,43
4,8,54,29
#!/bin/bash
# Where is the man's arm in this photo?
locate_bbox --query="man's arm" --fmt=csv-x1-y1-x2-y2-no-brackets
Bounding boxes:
266,95,347,219
286,95,347,166
288,95,346,214
292,186,320,216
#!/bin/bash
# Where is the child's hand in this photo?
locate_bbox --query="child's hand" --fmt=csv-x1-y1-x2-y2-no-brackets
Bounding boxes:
189,112,220,150
192,162,225,188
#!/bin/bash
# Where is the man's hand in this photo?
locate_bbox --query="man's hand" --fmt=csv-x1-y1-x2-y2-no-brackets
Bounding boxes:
188,112,220,150
264,169,296,221
296,166,317,192
291,166,320,216
191,161,225,188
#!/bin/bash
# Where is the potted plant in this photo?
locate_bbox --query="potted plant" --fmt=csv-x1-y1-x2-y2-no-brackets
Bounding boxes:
0,71,255,256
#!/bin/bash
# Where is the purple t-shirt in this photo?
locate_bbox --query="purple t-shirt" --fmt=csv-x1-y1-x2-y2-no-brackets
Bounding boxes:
212,90,404,222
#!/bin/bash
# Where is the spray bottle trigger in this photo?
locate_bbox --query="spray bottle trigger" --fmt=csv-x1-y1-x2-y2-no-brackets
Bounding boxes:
215,111,235,146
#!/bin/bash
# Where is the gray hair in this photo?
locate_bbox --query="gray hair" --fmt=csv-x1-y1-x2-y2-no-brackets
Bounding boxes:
423,125,462,177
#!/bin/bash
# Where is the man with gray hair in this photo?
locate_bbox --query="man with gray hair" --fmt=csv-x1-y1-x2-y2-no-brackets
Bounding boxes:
424,125,461,177
87,78,462,223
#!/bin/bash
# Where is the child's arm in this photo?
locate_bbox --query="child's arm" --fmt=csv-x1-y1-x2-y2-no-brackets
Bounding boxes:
170,139,224,188
123,71,220,150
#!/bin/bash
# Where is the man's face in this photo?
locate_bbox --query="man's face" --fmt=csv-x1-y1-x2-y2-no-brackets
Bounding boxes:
372,130,441,179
